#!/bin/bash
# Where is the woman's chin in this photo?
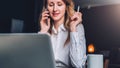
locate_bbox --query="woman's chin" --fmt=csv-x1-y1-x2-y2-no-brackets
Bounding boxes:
52,17,60,21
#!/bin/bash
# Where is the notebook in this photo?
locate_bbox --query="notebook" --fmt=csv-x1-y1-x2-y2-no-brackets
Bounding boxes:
0,33,55,68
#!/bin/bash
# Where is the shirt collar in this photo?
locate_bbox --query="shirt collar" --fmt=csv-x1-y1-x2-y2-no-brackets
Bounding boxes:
52,24,67,34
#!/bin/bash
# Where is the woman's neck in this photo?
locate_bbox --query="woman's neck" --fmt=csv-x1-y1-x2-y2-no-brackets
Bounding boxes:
54,17,65,31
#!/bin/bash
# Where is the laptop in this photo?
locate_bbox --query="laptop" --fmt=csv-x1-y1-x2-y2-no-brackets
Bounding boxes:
0,33,55,68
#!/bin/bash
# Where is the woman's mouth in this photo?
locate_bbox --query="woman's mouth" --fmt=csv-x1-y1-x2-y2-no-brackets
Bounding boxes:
52,13,59,17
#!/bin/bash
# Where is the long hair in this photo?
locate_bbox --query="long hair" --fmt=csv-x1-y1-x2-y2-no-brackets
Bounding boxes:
63,0,75,30
39,0,75,45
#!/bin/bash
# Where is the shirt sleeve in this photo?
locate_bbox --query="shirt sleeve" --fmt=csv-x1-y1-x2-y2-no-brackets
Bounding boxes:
70,24,87,68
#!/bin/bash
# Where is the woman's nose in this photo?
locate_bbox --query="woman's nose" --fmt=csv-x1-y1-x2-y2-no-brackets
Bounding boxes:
53,5,57,12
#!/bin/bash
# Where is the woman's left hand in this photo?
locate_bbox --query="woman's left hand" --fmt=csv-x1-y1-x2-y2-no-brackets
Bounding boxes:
70,12,82,32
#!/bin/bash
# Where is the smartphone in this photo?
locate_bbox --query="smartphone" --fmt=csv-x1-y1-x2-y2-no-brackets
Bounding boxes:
45,8,49,25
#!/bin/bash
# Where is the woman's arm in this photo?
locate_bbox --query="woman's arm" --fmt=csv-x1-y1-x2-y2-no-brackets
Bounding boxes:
70,24,87,68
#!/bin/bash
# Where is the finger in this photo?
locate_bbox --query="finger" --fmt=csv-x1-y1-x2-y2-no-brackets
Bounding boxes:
71,12,82,21
78,12,83,23
40,17,49,24
71,12,78,20
71,15,78,21
43,14,49,17
47,18,50,27
42,11,49,17
43,10,49,13
43,17,49,20
78,12,82,18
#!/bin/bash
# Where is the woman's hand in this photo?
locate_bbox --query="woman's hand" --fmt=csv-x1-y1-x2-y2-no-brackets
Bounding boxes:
70,12,82,32
40,10,50,33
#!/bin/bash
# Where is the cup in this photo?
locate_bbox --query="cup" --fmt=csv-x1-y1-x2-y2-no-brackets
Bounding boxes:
87,54,103,68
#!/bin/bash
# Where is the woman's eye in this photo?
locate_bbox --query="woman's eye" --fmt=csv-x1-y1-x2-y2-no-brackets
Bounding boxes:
49,3,54,6
58,3,62,6
49,5,53,7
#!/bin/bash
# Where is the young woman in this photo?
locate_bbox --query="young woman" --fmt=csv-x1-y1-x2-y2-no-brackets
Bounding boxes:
39,0,86,67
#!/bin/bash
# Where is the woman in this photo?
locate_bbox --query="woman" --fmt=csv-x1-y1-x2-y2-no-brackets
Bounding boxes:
39,0,86,67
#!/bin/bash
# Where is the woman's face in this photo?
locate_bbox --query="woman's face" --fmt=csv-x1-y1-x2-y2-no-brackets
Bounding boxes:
47,0,66,22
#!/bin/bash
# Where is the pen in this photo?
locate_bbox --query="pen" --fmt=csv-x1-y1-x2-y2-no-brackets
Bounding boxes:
77,6,80,12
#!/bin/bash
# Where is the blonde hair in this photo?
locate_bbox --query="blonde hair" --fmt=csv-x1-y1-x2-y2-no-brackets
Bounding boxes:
40,0,75,45
64,0,75,30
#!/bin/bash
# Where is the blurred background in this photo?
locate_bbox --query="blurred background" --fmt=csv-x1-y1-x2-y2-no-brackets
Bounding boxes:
0,0,120,68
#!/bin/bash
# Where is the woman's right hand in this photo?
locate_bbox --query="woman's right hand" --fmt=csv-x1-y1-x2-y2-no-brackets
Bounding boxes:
40,10,50,33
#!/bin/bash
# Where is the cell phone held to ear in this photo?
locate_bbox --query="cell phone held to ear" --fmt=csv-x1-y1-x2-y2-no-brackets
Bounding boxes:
45,8,50,25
